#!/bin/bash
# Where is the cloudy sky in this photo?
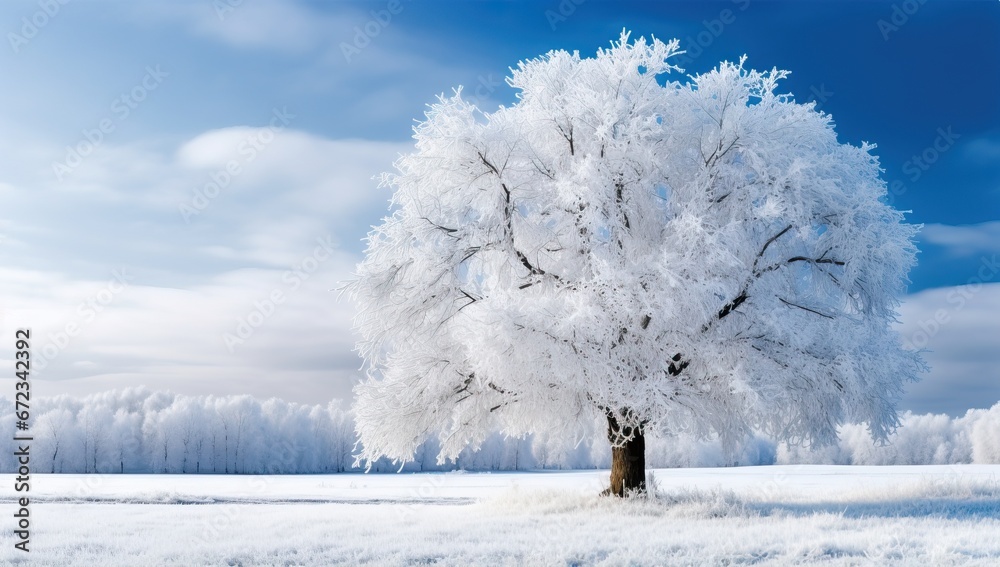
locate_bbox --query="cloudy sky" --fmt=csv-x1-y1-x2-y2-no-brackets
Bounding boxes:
1,1,998,416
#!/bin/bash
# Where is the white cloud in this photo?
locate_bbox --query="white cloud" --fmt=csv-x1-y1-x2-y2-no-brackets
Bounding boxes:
176,126,403,218
920,221,1000,256
0,251,364,405
897,281,1000,415
2,124,409,268
196,1,331,52
127,0,341,54
0,127,411,405
963,135,1000,165
126,0,425,61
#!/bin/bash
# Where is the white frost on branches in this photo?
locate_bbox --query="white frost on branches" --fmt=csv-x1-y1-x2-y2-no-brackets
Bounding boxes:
347,32,923,468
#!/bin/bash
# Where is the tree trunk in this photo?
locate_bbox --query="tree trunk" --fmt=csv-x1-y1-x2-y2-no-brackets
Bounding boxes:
606,412,646,497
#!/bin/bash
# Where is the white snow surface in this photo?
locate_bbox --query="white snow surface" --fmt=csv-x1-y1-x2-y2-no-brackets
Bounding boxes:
2,465,999,565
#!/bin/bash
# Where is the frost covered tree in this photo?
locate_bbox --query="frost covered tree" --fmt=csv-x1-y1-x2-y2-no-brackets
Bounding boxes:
110,409,142,473
348,32,923,496
35,408,75,474
78,405,112,473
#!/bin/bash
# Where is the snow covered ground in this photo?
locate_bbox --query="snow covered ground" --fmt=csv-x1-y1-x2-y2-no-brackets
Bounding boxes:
1,465,999,565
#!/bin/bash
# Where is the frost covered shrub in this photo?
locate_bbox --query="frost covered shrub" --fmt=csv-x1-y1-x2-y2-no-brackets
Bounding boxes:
531,428,609,470
776,408,984,465
889,412,973,465
646,434,775,468
776,438,849,465
971,404,1000,463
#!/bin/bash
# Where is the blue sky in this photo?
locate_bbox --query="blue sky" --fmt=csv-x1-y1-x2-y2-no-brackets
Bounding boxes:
1,1,998,417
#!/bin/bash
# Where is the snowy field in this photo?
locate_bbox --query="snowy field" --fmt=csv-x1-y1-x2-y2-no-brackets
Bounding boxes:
2,465,1000,566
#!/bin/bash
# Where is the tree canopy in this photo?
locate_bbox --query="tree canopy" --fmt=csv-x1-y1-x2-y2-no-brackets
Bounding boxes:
347,32,923,470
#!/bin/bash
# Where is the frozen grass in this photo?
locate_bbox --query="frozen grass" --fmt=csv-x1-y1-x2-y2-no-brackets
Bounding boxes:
1,465,999,565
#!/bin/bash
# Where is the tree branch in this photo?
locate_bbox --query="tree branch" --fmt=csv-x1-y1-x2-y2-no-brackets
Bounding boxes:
754,224,793,268
708,225,844,331
786,256,846,267
704,136,739,168
421,217,458,235
667,353,688,376
556,123,574,156
615,180,631,232
477,151,500,176
778,297,834,319
479,150,563,285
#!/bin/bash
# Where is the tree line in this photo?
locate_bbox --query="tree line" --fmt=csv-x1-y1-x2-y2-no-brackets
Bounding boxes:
1,387,997,474
0,388,545,474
